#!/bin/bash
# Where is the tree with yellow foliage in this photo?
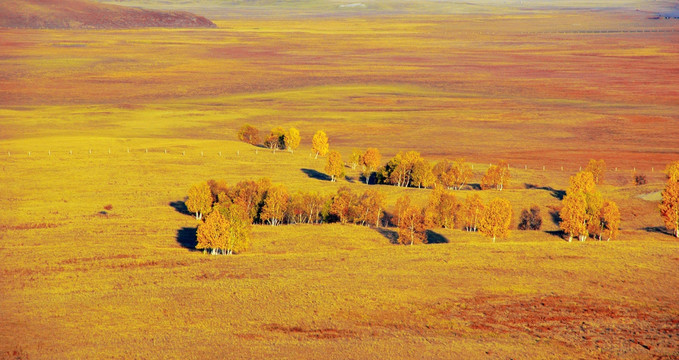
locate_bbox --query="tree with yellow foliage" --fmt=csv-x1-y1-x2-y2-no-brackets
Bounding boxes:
360,148,381,184
261,184,289,226
451,158,473,190
264,127,286,152
560,192,588,242
186,182,213,220
666,160,679,183
284,127,301,153
597,200,620,241
311,130,329,159
196,208,228,254
329,186,355,224
398,205,427,245
478,198,512,242
424,187,460,229
660,176,679,238
325,150,344,182
481,161,510,191
463,193,484,232
392,194,411,227
585,159,606,185
354,189,385,227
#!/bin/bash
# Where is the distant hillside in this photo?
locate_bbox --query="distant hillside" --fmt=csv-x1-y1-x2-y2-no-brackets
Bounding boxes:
0,0,217,29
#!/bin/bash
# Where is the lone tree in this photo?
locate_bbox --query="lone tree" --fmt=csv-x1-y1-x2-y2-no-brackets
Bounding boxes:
398,205,427,245
478,198,512,242
518,205,542,230
284,127,301,153
237,124,260,145
312,130,329,159
325,150,344,182
261,184,289,226
660,174,679,238
186,182,213,220
481,161,510,191
360,148,382,184
585,159,606,184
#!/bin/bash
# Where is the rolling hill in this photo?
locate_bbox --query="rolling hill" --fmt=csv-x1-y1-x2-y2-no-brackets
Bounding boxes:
0,0,216,29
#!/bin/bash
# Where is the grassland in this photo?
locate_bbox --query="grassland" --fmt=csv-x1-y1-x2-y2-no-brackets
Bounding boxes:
1,6,679,359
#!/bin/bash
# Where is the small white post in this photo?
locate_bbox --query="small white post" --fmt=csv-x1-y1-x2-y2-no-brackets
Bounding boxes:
108,148,111,154
615,167,617,172
89,149,92,154
237,150,240,156
164,149,167,154
579,166,581,171
542,165,545,171
146,148,148,153
48,150,51,156
219,151,222,157
561,166,563,171
524,165,527,170
201,151,204,157
28,151,31,157
69,150,72,155
182,151,185,156
652,167,654,172
127,148,130,153
7,151,10,156
256,149,258,154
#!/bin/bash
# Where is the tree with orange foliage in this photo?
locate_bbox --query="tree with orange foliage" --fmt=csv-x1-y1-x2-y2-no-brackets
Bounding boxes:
264,127,286,152
660,176,679,238
392,194,411,227
186,182,213,220
196,209,228,254
398,205,427,245
432,160,454,189
325,150,344,182
229,178,270,223
237,124,260,145
596,200,620,241
360,148,381,184
478,198,512,242
261,184,289,226
481,161,510,191
463,193,484,232
424,187,460,229
329,186,355,224
560,192,588,242
354,189,385,227
411,158,435,189
311,130,329,159
585,159,606,185
560,171,603,241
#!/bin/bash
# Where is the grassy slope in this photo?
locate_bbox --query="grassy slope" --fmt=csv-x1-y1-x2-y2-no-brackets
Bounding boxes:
0,135,676,358
1,10,678,359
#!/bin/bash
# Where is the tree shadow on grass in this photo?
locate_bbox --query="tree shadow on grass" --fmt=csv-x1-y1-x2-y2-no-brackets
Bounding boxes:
426,230,449,244
169,199,192,216
374,227,399,244
301,168,331,182
525,183,566,200
176,227,199,251
546,230,568,241
642,226,673,236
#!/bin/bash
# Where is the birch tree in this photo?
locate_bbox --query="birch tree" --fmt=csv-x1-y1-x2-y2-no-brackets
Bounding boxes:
311,130,329,159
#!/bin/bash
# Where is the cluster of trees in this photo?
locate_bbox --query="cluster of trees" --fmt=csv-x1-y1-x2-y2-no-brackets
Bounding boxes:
559,170,620,242
186,177,540,254
237,124,302,153
660,161,679,238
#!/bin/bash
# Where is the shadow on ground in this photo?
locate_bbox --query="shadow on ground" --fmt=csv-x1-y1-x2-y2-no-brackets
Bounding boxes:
525,183,566,200
176,227,199,251
374,227,399,244
301,168,331,181
426,230,449,244
642,226,674,236
169,199,192,216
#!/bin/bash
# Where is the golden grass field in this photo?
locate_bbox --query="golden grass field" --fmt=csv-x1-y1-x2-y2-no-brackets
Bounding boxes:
1,5,679,359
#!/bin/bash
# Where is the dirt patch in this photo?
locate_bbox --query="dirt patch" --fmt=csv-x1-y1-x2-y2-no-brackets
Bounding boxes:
264,323,356,339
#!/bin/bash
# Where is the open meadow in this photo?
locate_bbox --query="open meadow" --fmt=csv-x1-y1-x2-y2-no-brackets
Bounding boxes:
1,2,679,359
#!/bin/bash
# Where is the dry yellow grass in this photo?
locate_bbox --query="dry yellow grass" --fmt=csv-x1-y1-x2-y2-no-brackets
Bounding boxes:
1,9,678,359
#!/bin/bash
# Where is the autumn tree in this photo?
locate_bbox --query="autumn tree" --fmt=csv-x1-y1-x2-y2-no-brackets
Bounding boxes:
478,198,512,242
432,160,454,189
196,209,228,255
264,127,286,152
518,205,542,230
312,130,329,159
349,149,362,170
560,192,588,242
329,186,355,224
481,161,510,191
560,171,603,242
284,127,301,153
286,192,307,224
596,200,620,241
398,205,427,245
666,161,679,183
381,151,423,187
207,179,229,203
392,194,411,227
186,182,213,220
325,150,345,182
585,159,606,185
411,158,435,189
424,187,460,229
359,148,382,184
451,158,473,190
660,177,679,238
261,184,289,226
237,124,260,145
303,192,325,224
354,189,385,227
229,178,270,223
463,193,484,232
